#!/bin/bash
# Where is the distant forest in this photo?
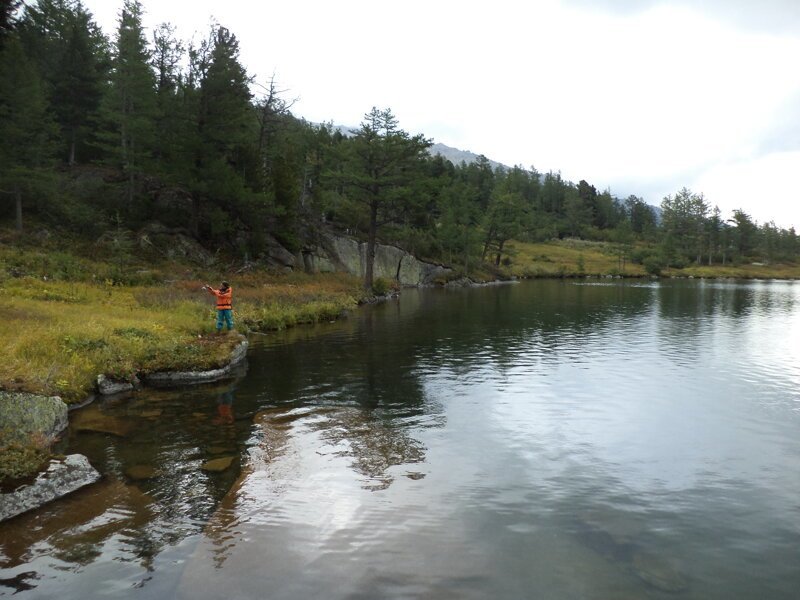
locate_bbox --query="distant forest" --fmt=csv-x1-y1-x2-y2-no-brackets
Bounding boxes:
1,0,798,285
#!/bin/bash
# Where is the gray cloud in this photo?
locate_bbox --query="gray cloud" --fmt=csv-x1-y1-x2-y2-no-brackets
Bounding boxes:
562,0,800,36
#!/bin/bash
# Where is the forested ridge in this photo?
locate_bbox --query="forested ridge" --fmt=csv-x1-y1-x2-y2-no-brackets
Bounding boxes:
2,0,799,288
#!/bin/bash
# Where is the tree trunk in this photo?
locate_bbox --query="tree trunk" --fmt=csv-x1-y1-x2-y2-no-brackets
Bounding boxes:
190,196,200,238
15,186,22,232
495,239,505,266
69,129,77,166
364,200,378,290
482,225,495,260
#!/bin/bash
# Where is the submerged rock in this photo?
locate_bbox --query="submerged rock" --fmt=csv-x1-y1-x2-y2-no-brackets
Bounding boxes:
201,456,235,472
632,551,688,593
0,454,100,522
578,509,645,546
125,465,157,481
0,392,68,444
71,407,136,437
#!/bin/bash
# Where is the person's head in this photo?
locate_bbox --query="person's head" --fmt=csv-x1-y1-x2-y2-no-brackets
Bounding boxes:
221,281,230,290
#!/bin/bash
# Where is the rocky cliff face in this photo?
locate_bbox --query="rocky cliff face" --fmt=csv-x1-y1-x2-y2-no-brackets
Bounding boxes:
299,233,453,286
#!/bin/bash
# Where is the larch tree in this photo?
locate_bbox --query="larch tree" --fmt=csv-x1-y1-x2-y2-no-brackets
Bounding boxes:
339,107,431,290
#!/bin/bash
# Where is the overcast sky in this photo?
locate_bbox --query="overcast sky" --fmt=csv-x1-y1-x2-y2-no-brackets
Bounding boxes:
82,0,800,228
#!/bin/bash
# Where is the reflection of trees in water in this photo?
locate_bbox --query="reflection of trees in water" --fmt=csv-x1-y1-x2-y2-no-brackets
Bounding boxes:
657,280,798,321
311,407,427,490
654,282,800,363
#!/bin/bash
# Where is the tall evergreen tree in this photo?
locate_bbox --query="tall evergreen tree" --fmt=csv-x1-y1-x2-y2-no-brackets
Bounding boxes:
20,0,108,164
338,107,431,289
150,22,184,165
190,25,253,238
101,0,157,205
0,34,56,230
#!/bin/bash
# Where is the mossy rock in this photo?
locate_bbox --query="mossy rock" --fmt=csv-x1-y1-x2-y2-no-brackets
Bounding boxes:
0,391,68,444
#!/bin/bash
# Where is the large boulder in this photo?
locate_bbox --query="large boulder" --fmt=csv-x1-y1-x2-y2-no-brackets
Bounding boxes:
0,392,68,444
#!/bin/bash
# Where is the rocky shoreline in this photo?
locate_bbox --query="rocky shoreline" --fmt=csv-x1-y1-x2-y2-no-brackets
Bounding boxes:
0,338,249,522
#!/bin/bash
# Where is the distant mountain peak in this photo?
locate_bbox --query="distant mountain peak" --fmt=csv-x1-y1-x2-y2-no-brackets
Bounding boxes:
317,122,508,171
428,143,507,170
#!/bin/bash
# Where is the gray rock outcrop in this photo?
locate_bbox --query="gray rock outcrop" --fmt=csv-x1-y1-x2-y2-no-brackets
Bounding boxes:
0,454,101,522
0,392,68,444
136,222,214,265
301,233,452,286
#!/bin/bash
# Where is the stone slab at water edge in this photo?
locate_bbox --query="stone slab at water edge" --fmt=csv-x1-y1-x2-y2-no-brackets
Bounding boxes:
0,454,101,522
143,338,249,386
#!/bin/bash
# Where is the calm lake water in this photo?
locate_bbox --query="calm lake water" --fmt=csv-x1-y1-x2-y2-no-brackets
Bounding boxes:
2,279,800,599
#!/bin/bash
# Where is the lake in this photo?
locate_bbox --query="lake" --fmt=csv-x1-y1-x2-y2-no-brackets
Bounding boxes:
2,279,800,599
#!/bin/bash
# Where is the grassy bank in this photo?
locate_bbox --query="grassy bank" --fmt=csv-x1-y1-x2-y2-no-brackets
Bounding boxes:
1,244,364,404
504,239,645,278
502,240,800,280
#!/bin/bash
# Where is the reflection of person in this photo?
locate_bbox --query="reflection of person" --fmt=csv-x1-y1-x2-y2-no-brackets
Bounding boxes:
213,389,235,425
202,281,233,333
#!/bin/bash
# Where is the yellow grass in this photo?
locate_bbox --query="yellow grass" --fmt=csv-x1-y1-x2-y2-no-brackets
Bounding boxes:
670,263,800,279
1,267,363,403
504,239,646,278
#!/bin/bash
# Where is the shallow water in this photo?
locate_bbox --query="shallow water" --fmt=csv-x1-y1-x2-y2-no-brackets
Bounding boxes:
2,279,800,598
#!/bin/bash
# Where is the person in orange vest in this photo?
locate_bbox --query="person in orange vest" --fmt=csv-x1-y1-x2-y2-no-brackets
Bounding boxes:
202,281,234,333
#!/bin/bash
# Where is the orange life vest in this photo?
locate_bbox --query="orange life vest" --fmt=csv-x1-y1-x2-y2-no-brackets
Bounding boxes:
210,286,232,310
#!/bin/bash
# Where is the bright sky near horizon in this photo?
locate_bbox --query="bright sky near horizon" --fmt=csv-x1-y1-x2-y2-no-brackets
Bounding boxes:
81,0,800,228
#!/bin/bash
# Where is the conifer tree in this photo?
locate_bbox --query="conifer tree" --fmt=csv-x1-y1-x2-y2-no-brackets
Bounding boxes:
0,35,56,230
19,0,108,164
338,107,431,289
101,0,157,204
190,25,253,238
151,22,184,166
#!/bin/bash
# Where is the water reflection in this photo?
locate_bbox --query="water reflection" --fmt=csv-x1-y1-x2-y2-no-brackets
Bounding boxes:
4,280,800,599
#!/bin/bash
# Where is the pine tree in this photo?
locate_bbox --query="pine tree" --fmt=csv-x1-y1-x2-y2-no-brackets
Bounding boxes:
101,0,157,205
150,22,184,166
19,0,108,165
338,107,431,289
0,34,56,230
190,25,253,238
